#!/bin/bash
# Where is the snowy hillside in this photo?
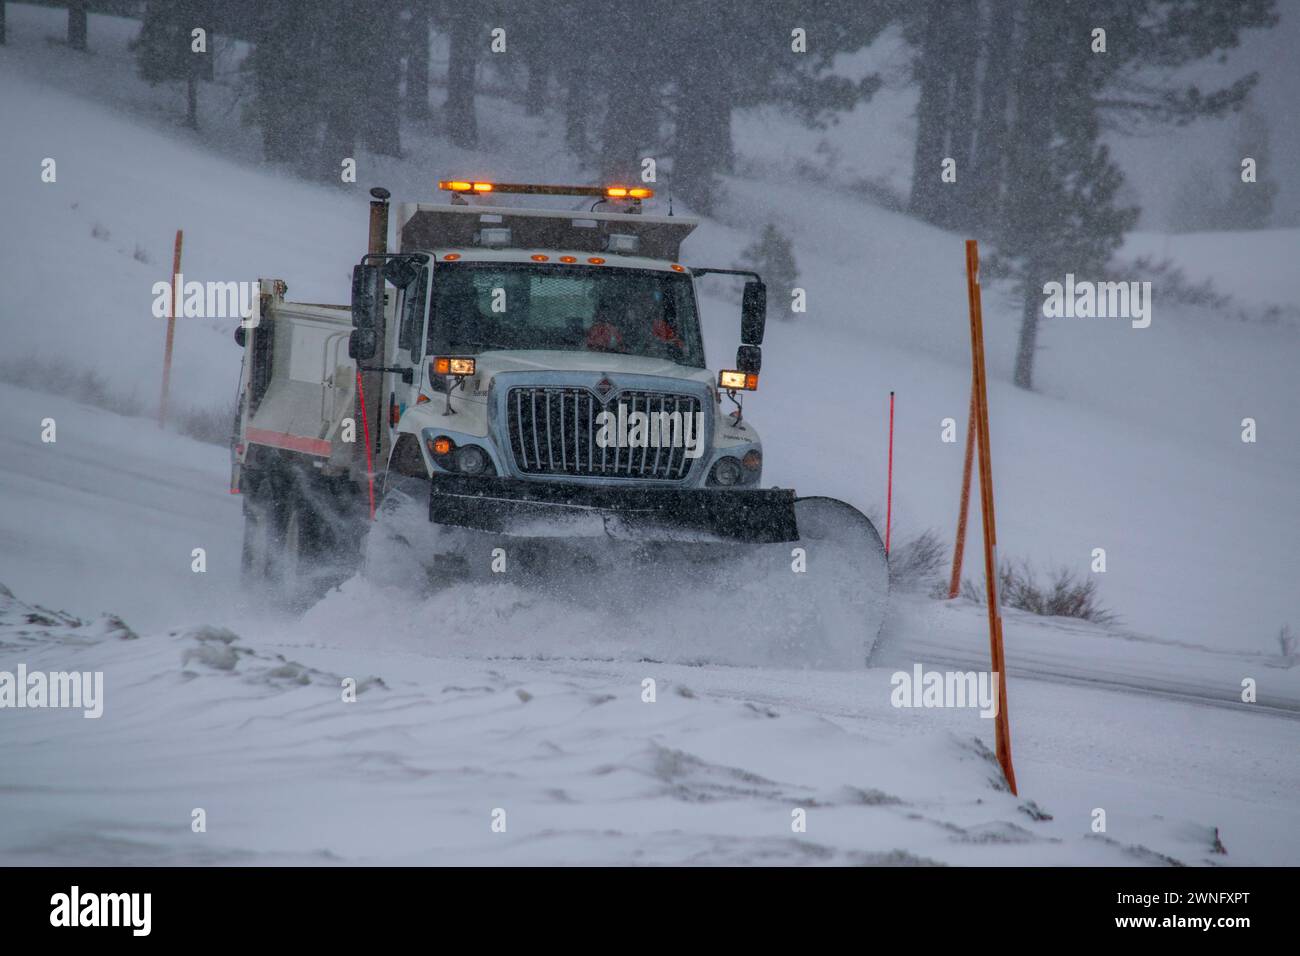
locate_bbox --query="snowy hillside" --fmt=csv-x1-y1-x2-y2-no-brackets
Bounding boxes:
1,3,1297,867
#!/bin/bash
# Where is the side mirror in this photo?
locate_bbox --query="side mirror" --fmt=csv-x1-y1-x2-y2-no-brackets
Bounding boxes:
383,257,419,290
351,263,383,331
736,345,761,374
741,280,766,345
348,328,377,361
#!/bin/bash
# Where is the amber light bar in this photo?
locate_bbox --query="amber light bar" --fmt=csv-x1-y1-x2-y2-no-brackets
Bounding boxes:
439,180,653,199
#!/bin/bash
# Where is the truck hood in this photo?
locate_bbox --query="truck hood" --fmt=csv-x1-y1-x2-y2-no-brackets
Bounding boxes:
468,350,716,392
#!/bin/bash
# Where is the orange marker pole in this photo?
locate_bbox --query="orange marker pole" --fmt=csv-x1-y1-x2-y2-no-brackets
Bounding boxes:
965,239,1016,795
158,229,183,427
947,382,977,598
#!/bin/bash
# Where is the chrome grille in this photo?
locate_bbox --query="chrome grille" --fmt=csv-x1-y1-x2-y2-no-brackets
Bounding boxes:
507,387,702,481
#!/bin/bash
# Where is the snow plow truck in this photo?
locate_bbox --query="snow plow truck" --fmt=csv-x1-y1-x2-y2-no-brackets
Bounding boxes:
230,180,888,665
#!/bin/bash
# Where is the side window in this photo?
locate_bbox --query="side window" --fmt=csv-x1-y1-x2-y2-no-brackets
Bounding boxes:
397,268,427,354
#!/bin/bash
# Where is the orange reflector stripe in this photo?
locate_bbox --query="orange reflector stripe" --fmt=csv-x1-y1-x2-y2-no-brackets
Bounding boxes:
245,427,333,458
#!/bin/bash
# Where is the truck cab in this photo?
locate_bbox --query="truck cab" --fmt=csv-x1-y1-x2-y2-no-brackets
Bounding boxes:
355,181,773,539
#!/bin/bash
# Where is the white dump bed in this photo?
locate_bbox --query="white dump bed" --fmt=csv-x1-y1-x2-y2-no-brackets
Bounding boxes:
234,280,360,471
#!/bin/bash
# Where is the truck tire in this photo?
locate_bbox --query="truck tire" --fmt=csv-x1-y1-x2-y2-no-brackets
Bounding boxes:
241,473,285,588
241,466,352,609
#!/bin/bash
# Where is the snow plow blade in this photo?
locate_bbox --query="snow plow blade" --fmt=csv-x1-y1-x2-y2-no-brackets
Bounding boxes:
429,475,800,543
381,478,890,666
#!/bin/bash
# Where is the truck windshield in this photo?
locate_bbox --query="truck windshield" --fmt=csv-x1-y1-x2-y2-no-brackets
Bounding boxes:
428,262,704,368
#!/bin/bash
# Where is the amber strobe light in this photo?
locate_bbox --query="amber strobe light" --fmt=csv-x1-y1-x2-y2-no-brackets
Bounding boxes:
433,356,476,376
719,370,759,391
438,180,493,193
430,437,453,455
438,179,654,199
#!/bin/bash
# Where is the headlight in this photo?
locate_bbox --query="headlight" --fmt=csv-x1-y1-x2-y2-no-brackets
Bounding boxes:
427,437,494,476
710,456,744,486
454,444,489,476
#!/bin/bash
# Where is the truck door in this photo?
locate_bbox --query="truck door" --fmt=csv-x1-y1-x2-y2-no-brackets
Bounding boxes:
384,265,430,453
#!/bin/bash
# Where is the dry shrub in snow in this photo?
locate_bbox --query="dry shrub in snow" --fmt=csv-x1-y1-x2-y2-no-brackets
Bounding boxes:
963,559,1118,626
888,528,948,594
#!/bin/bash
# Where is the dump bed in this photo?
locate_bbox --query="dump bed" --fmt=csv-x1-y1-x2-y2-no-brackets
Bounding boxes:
233,280,359,474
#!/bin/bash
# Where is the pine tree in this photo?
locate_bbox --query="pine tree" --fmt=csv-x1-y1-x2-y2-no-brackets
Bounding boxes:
908,0,1277,389
1219,109,1277,230
737,225,799,318
133,1,214,130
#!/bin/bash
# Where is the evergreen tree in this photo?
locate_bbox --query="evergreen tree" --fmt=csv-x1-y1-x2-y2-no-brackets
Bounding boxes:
907,0,1277,389
737,225,800,318
1218,109,1277,229
133,0,214,130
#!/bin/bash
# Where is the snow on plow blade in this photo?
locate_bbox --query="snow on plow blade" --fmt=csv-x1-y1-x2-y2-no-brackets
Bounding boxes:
428,475,800,544
412,478,890,665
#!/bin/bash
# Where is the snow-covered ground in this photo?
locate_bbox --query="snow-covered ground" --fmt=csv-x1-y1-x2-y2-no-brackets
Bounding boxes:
1,3,1297,865
1,385,1296,865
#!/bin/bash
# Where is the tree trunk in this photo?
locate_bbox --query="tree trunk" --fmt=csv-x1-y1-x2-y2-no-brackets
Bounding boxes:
942,0,979,231
67,0,87,51
674,58,732,213
598,44,659,184
564,61,589,155
1,2,7,46
444,18,479,148
185,71,198,129
909,0,954,224
1005,3,1056,391
525,58,547,115
253,0,318,166
970,0,1013,234
1013,269,1042,390
197,4,214,82
364,53,403,157
406,4,430,119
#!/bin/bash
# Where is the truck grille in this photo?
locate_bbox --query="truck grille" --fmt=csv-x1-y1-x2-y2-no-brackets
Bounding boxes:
506,387,702,481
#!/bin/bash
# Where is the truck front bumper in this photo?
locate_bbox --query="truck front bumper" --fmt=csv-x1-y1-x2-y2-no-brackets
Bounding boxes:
429,475,798,543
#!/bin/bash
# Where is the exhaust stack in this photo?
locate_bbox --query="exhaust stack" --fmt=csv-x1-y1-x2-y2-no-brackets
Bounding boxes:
368,186,390,255
356,186,391,491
